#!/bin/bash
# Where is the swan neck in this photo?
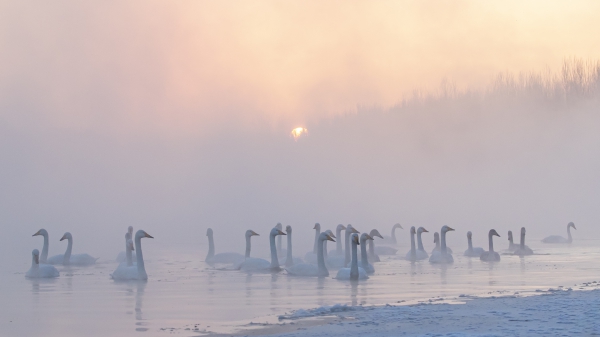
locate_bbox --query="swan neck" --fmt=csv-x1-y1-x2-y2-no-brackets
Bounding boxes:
323,240,328,260
64,236,73,264
567,226,572,242
368,239,374,256
41,233,49,263
391,226,397,244
336,227,344,253
277,233,282,255
417,232,424,250
245,235,252,258
468,236,473,250
410,231,416,255
317,237,328,275
207,233,215,260
488,233,494,252
350,240,359,280
344,229,351,267
520,232,525,249
441,232,448,253
135,235,146,278
360,237,369,268
31,255,39,270
270,233,279,269
313,228,319,254
126,240,133,267
286,232,292,264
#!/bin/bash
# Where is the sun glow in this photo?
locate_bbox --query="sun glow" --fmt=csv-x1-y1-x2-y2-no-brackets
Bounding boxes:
291,127,308,140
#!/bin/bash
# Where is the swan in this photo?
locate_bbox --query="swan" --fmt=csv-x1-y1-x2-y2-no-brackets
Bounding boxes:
429,226,455,264
286,232,336,277
110,230,154,280
514,227,534,256
507,230,517,251
111,237,136,279
542,222,576,243
304,223,321,264
275,223,287,257
322,230,336,262
238,227,286,273
335,233,368,280
480,229,501,262
464,231,484,257
367,229,384,263
281,225,304,267
46,232,98,266
405,226,418,261
416,227,429,260
359,233,375,274
431,232,453,254
32,229,50,263
329,224,346,256
378,223,403,245
205,228,247,266
26,249,59,278
116,226,136,262
344,225,360,267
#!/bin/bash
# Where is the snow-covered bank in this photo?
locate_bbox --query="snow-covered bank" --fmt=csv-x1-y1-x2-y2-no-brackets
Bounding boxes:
257,283,600,337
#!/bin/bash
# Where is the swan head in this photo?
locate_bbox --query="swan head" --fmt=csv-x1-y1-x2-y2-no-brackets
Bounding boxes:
433,232,439,243
520,227,526,235
275,223,282,230
32,229,48,237
206,228,213,237
245,230,259,238
441,226,455,234
393,223,403,230
136,230,154,239
410,226,416,234
60,232,72,241
270,227,286,237
347,225,359,234
508,230,513,241
324,229,336,239
467,231,472,238
313,223,321,231
417,227,429,234
489,229,500,237
285,225,292,234
568,222,576,230
351,233,360,245
319,232,336,242
32,249,40,264
125,232,132,240
336,224,346,231
360,233,373,242
369,229,384,239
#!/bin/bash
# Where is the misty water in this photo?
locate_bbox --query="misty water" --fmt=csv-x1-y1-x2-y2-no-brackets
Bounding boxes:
2,236,599,336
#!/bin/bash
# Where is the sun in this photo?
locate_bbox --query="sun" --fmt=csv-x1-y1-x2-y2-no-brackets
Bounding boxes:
290,127,308,140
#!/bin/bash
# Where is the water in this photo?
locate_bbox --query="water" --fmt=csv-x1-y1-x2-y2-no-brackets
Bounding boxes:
2,239,599,336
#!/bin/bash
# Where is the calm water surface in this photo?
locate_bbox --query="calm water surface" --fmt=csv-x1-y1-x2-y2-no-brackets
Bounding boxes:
1,239,599,336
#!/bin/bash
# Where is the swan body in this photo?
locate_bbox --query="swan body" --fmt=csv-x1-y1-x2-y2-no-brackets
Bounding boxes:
32,229,50,264
431,232,453,254
116,226,137,262
239,227,286,273
335,233,368,280
359,233,375,274
378,223,403,245
46,232,98,266
111,230,154,280
480,229,501,262
304,223,321,264
514,227,534,256
542,222,576,243
416,227,429,260
26,249,59,278
374,246,398,255
205,228,247,266
111,237,136,279
367,229,384,263
429,226,455,264
286,232,335,277
464,231,485,257
405,226,418,261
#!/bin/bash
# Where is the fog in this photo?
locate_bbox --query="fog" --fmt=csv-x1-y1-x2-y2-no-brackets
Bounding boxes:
1,1,600,261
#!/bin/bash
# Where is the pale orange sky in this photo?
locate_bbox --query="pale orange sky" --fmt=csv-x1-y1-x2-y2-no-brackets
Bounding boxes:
1,0,600,135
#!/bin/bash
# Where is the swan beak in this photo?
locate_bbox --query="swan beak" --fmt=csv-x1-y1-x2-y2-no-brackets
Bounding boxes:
330,233,337,239
277,230,286,235
341,225,346,230
396,224,403,229
313,225,318,229
327,235,336,242
32,230,40,236
351,228,360,234
447,227,455,231
251,231,260,236
422,229,429,233
376,233,384,239
366,234,374,240
60,234,67,241
145,233,154,239
573,225,577,230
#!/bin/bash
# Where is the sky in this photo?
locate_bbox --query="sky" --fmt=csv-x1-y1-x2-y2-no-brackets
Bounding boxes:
1,1,599,259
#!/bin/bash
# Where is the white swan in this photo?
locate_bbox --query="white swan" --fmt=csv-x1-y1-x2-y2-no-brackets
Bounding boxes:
507,230,517,251
238,227,286,273
431,232,453,254
326,227,348,269
322,229,336,263
275,223,287,257
281,225,303,267
379,223,403,245
429,226,455,264
205,228,247,266
110,230,154,280
480,229,501,262
335,233,368,280
542,222,576,243
46,232,98,266
416,227,429,260
286,232,336,277
359,233,375,274
116,226,136,262
329,224,346,256
304,223,321,264
343,225,360,267
464,231,484,257
367,229,384,263
111,237,135,279
26,249,59,278
514,227,534,256
32,229,50,264
405,226,418,261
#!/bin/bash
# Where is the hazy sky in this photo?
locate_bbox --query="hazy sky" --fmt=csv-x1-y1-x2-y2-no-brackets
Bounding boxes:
1,1,599,258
